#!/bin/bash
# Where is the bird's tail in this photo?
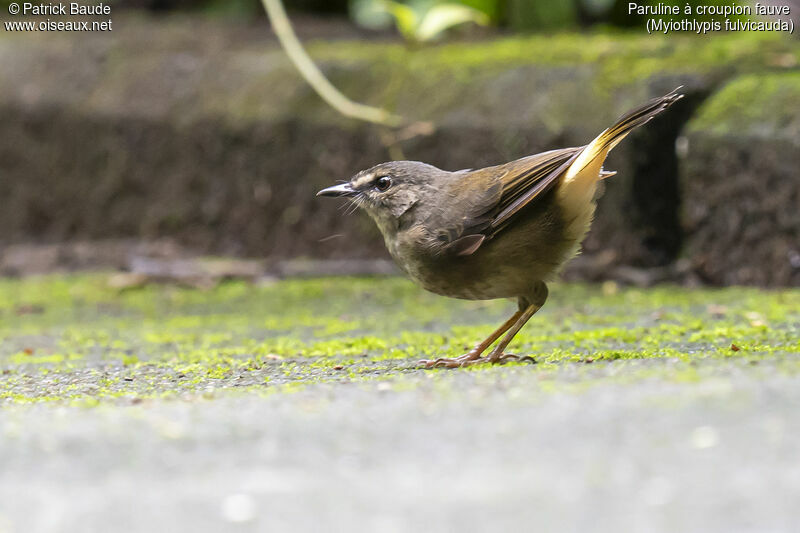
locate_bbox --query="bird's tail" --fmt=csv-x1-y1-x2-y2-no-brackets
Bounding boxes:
558,87,684,210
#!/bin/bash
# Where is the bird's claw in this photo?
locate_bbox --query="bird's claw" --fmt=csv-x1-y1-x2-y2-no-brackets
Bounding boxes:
417,353,536,369
418,351,480,369
492,353,536,364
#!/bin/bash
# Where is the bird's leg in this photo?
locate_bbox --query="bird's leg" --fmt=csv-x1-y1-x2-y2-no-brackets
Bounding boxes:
484,304,539,364
418,310,522,369
486,282,548,364
418,282,548,369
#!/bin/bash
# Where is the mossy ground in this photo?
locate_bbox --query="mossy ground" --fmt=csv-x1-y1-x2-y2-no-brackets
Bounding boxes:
0,275,797,405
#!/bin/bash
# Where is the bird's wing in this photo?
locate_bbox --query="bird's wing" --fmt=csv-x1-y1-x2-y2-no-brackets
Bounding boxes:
433,88,684,256
487,147,583,235
433,147,583,256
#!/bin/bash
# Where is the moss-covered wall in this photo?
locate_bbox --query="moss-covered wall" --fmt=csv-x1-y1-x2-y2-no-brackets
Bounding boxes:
681,74,800,286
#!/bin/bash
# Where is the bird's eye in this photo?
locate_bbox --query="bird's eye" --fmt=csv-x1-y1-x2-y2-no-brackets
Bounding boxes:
375,176,392,192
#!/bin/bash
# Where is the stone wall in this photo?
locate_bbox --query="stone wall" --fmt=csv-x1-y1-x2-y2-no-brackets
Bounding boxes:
681,74,800,286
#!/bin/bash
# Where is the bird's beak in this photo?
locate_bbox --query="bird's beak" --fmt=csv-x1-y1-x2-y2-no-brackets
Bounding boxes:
316,183,358,198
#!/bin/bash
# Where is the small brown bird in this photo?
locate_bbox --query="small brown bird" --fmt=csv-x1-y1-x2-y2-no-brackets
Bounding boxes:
318,89,683,368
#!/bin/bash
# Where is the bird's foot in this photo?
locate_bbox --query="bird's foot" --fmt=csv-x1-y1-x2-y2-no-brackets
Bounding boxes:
418,352,535,369
487,353,536,365
418,350,481,369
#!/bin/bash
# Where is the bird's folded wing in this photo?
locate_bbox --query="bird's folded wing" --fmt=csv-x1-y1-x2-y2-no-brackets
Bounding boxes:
434,147,583,255
489,147,582,235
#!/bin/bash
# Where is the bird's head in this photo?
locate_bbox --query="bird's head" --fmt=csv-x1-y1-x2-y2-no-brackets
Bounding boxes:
317,161,444,233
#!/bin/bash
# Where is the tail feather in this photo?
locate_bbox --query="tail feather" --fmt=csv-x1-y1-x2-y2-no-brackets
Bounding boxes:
556,87,684,238
568,87,684,181
599,169,617,179
601,88,683,151
558,87,684,212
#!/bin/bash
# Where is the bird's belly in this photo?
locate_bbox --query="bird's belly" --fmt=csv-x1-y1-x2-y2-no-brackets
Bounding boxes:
404,258,555,301
416,272,508,300
392,198,591,301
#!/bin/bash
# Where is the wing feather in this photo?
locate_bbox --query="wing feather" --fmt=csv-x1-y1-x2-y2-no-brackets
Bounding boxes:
430,88,684,256
430,147,582,255
488,147,582,235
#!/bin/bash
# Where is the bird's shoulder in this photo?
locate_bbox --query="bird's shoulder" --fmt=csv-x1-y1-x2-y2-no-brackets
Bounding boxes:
414,167,504,251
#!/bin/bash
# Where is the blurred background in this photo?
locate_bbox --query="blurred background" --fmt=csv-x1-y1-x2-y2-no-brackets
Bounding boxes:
0,0,798,286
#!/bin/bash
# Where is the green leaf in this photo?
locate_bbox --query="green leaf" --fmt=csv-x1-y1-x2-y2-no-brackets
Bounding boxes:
415,3,490,42
377,0,421,41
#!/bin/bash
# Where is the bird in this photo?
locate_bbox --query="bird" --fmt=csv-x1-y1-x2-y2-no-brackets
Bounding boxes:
317,88,683,368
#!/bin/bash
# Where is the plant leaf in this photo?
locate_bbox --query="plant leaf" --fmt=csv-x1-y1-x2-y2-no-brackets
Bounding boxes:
415,3,490,42
377,0,421,41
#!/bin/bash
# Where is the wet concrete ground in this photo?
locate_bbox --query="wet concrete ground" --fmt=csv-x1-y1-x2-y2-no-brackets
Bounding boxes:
0,276,798,532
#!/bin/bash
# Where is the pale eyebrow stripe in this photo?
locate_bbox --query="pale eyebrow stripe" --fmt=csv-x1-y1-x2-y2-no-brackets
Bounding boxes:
352,173,375,188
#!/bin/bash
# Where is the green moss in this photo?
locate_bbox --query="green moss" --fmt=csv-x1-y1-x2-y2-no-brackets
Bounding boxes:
306,31,799,120
313,31,794,75
0,274,797,405
688,72,800,136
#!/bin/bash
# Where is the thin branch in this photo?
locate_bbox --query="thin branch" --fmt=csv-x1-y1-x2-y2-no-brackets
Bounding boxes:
261,0,404,127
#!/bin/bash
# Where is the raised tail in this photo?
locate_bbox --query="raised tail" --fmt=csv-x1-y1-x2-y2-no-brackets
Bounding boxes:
558,87,684,210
